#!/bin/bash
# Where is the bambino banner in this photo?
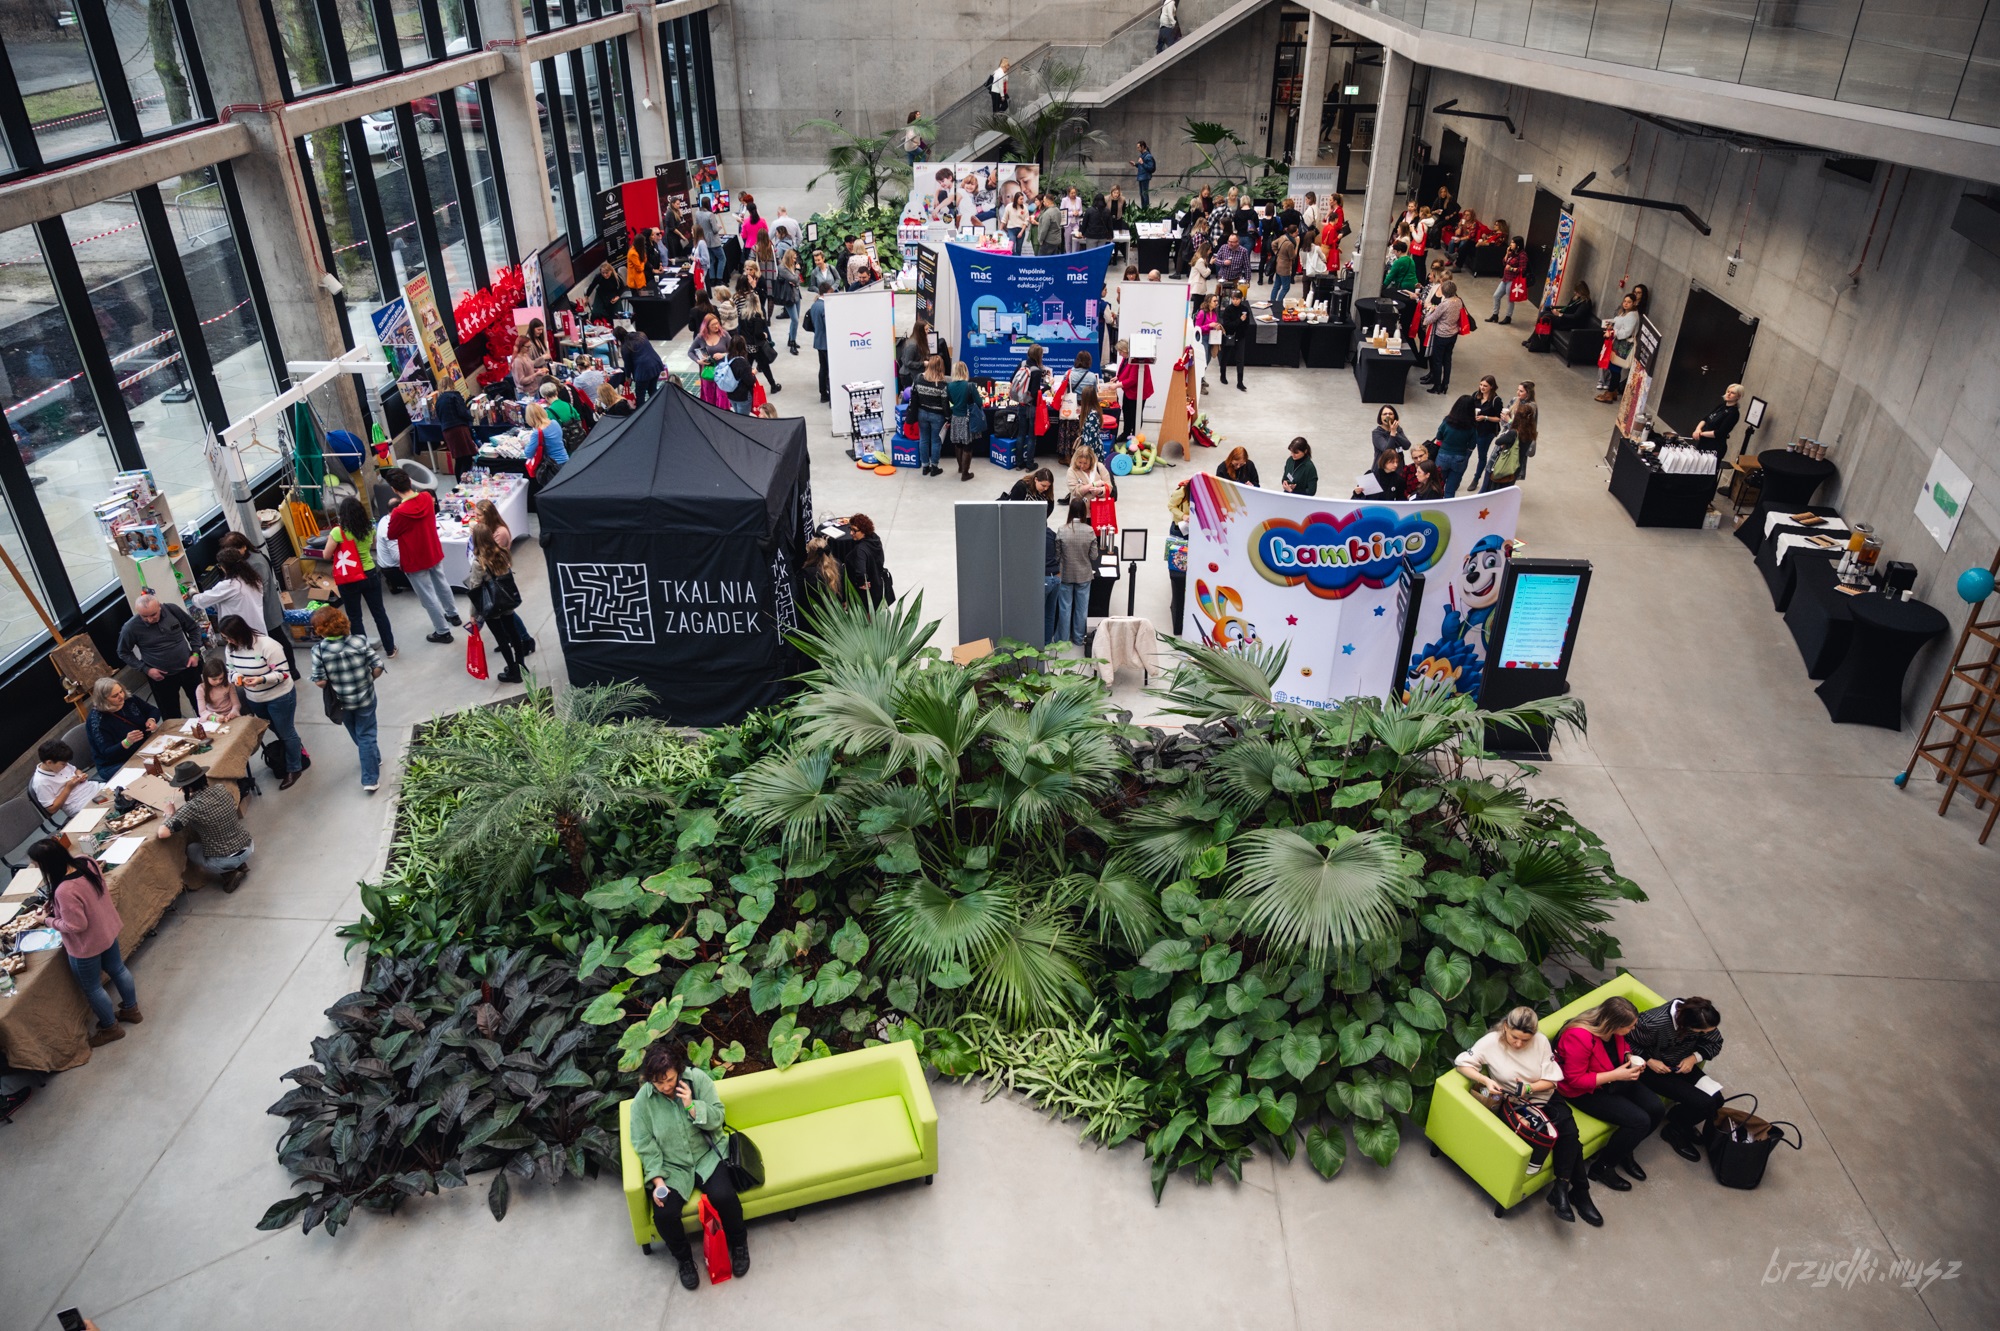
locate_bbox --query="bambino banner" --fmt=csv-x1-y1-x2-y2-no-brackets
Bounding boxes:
1185,474,1521,707
946,243,1113,380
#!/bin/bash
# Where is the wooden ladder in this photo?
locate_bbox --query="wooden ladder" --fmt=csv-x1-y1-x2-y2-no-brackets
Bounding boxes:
1899,546,2000,842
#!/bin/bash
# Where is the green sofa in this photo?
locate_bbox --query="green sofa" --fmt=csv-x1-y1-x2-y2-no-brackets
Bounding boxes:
618,1039,939,1247
1423,972,1666,1214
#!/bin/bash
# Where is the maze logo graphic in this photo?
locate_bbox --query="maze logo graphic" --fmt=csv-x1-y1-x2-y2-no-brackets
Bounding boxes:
558,562,654,643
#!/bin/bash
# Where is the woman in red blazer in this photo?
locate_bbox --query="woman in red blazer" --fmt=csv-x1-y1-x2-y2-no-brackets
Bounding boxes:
1555,996,1665,1195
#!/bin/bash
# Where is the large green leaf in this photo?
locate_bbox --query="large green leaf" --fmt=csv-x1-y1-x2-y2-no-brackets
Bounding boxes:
829,919,871,964
1423,946,1473,1001
1256,1087,1299,1135
1280,1028,1322,1081
1352,1116,1401,1167
1483,930,1529,965
1200,946,1244,984
1139,939,1199,973
1205,1075,1259,1126
1335,1075,1384,1120
1395,988,1448,1031
767,1013,807,1070
1167,995,1215,1032
1210,1020,1252,1057
1245,1040,1286,1081
1305,1123,1347,1178
1337,1020,1386,1066
1185,1036,1224,1079
1226,826,1411,966
1381,1021,1421,1067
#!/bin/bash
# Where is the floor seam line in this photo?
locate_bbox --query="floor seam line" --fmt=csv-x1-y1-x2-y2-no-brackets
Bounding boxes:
32,919,337,1331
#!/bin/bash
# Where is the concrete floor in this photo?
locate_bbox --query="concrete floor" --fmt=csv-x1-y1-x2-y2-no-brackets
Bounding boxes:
4,305,1997,1331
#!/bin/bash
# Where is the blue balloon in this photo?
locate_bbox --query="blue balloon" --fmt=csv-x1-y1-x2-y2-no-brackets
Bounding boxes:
1958,567,1996,604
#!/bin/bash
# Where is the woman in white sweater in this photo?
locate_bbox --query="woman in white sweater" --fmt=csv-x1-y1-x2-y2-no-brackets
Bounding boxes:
218,614,306,790
1455,1006,1599,1227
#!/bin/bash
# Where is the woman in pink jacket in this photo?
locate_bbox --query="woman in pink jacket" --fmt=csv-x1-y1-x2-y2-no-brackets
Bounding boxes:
1555,995,1664,1197
31,839,140,1047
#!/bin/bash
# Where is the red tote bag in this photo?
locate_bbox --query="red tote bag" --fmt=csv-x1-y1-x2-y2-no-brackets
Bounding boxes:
699,1195,733,1285
327,530,368,585
1597,329,1615,370
465,628,489,680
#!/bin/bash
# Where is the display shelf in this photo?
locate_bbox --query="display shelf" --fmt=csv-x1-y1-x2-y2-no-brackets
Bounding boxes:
95,471,195,612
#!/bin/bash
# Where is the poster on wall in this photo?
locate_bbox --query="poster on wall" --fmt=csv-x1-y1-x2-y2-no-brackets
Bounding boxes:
1287,167,1339,205
596,185,628,263
655,159,689,209
1116,280,1191,426
1541,206,1575,312
621,178,662,237
919,163,1024,228
693,157,725,210
1184,474,1522,707
401,273,457,383
1916,447,1974,552
945,243,1114,381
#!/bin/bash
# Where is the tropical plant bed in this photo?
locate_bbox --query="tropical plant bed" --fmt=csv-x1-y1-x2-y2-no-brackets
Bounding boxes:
262,597,1640,1234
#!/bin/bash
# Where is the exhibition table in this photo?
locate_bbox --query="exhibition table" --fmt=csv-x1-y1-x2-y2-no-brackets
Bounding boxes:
1784,557,1862,679
1757,525,1845,611
1248,318,1303,368
1353,345,1417,403
1608,436,1718,528
1755,448,1838,510
437,473,532,589
1302,322,1354,369
1736,499,1843,554
0,718,266,1072
630,283,695,340
1134,236,1175,274
1814,594,1950,728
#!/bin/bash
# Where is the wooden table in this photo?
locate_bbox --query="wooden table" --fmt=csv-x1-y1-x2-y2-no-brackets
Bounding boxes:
0,716,265,1072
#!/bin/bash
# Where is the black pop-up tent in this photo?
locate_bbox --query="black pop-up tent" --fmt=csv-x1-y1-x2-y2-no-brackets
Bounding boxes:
536,387,813,726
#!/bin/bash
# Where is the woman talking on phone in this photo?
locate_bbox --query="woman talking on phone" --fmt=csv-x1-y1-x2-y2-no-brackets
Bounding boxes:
1555,995,1664,1195
631,1042,750,1290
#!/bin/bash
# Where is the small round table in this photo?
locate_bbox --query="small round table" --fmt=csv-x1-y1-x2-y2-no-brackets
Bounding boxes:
1756,449,1838,509
1814,594,1950,728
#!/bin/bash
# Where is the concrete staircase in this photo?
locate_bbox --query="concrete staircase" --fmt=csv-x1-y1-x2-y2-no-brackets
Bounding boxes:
931,0,1273,162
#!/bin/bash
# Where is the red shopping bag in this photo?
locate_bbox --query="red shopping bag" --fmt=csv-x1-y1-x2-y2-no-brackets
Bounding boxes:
327,531,367,585
1597,329,1615,370
1507,275,1528,303
465,628,489,680
699,1195,733,1286
1089,496,1119,533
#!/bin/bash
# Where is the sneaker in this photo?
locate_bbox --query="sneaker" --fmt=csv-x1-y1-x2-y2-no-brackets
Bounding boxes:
116,1005,143,1024
88,1025,126,1047
446,613,464,626
730,1242,750,1277
362,783,380,795
386,647,399,659
676,1257,699,1290
426,631,454,644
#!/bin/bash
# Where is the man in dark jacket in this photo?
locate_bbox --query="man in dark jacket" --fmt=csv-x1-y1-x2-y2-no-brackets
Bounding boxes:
1034,195,1065,256
805,280,834,402
1219,287,1252,391
117,595,203,717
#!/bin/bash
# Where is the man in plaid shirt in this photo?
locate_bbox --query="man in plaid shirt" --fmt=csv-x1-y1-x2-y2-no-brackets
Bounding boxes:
309,607,387,793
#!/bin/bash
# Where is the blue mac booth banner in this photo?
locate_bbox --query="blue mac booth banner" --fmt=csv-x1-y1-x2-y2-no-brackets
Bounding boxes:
946,243,1114,380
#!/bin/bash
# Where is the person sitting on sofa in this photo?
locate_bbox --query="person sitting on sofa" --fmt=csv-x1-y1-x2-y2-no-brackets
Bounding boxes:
1456,1006,1599,1226
632,1042,750,1291
1629,994,1725,1162
1555,995,1664,1196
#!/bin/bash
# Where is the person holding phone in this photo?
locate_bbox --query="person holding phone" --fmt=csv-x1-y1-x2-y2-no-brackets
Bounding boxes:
1555,995,1664,1194
631,1042,749,1290
1456,1007,1598,1225
1629,995,1725,1161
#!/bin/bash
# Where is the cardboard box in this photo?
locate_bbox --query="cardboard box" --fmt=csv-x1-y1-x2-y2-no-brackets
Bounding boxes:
280,557,306,594
952,638,995,665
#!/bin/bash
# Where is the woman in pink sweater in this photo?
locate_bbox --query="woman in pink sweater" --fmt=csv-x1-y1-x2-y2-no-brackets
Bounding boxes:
31,840,140,1047
1555,995,1663,1195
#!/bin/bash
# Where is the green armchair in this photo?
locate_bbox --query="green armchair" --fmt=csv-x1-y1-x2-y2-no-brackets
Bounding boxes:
618,1039,939,1247
1424,973,1666,1214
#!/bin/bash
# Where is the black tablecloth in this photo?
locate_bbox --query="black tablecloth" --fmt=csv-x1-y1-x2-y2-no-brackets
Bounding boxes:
1814,594,1950,728
1134,237,1174,274
1756,449,1838,509
630,285,695,340
1302,322,1353,369
1757,525,1842,610
1248,319,1303,367
1353,345,1417,403
1785,557,1861,678
1607,435,1717,529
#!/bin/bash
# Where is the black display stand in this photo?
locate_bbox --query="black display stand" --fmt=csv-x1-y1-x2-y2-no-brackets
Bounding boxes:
629,283,695,339
1784,557,1860,679
1353,344,1417,403
1757,529,1842,612
1477,558,1594,759
1815,594,1949,728
1755,448,1838,510
1134,236,1174,273
1302,322,1354,368
1607,435,1717,529
1248,320,1303,367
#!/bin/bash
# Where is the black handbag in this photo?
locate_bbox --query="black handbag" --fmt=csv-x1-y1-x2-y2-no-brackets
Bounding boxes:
1701,1093,1800,1190
321,681,346,724
723,1130,765,1192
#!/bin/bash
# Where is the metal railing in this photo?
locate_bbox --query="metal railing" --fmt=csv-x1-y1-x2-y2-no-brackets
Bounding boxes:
1345,0,1999,128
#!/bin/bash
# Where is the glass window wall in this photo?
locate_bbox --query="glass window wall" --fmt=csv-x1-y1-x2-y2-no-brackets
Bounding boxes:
23,17,120,162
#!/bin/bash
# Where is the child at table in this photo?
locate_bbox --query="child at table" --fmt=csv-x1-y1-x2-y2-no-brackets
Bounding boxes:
197,656,242,724
29,739,105,818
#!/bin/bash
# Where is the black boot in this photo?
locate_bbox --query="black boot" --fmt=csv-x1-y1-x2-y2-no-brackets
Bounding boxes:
676,1256,699,1290
1663,1125,1702,1162
1588,1160,1631,1191
1572,1184,1604,1227
1546,1179,1575,1223
730,1240,750,1277
1618,1154,1647,1182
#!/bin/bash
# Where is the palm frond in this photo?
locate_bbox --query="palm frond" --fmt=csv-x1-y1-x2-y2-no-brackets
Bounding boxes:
792,590,936,676
1150,638,1290,722
970,907,1093,1023
1227,826,1410,965
875,878,1019,966
728,747,854,861
1051,870,1163,953
1211,736,1310,811
1446,778,1534,843
1110,780,1225,885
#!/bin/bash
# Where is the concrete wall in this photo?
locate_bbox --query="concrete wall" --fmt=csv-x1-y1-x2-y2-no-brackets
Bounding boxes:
1080,3,1283,201
1425,71,2000,704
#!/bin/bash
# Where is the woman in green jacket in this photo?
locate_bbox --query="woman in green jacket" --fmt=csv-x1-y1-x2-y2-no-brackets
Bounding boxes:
632,1042,750,1289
